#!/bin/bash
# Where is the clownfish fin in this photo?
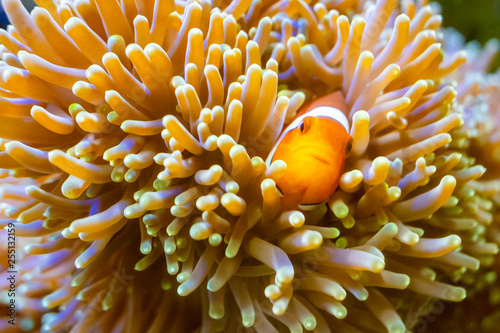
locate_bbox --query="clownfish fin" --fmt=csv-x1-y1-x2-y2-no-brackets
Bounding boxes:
297,90,347,116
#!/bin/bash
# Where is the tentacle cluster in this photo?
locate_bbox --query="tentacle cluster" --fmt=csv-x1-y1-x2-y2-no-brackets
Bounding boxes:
418,30,500,333
0,0,498,332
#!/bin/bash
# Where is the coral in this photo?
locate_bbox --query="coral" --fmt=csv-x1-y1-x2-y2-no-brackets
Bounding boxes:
0,0,497,332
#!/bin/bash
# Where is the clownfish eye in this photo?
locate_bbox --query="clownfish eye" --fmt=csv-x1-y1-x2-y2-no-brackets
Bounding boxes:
345,139,352,155
299,121,305,133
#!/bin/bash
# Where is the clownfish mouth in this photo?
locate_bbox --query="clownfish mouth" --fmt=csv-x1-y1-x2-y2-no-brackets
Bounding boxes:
311,154,330,166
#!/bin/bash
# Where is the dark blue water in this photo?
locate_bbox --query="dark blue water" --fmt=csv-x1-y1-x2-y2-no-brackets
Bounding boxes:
0,7,8,29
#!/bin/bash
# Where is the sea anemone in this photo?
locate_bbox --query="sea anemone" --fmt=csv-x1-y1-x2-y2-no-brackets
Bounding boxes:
0,0,497,332
422,30,500,333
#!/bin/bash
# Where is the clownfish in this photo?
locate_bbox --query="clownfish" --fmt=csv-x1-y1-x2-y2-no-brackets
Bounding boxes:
266,91,353,210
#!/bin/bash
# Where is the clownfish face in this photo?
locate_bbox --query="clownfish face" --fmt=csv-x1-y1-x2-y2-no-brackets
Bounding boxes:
267,93,352,210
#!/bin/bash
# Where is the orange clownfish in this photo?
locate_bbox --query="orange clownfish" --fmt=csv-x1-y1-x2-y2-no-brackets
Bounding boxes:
267,91,353,210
